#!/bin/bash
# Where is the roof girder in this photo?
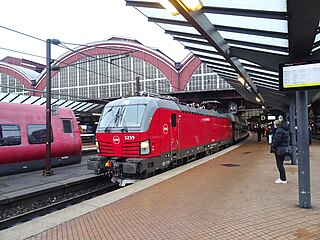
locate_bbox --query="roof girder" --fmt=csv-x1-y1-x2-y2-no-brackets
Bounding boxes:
231,47,287,71
165,1,262,103
288,0,320,59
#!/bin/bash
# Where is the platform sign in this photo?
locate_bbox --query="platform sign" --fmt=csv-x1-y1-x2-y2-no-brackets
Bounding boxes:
279,59,320,91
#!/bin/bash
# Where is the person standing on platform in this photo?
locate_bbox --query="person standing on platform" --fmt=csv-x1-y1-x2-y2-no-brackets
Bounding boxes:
256,124,262,143
270,120,290,184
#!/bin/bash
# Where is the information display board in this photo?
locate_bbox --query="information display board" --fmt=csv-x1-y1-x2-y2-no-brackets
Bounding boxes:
279,60,320,91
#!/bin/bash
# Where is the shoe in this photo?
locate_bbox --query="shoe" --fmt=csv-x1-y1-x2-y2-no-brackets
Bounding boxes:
274,178,287,184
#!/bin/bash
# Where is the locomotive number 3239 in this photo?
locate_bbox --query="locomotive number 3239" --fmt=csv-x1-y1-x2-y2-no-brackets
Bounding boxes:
124,136,135,140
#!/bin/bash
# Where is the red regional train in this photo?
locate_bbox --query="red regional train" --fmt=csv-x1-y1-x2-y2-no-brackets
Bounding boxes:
0,102,82,176
88,95,248,186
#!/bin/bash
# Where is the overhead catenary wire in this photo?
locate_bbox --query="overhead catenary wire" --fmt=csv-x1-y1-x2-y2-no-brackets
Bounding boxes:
58,43,162,93
0,25,181,94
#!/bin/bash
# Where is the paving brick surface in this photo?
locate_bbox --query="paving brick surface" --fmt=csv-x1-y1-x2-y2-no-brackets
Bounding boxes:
15,136,320,239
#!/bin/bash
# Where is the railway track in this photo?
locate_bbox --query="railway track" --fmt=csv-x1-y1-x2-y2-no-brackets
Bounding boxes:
0,175,119,230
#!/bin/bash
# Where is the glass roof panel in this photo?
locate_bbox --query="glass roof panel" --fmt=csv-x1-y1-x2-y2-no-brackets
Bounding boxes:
202,0,287,12
172,35,206,43
229,43,288,55
206,13,287,33
210,68,237,76
58,100,74,107
54,99,69,106
244,65,279,75
135,6,186,21
11,95,29,103
72,102,87,111
22,96,41,104
190,50,224,59
81,104,99,112
249,72,278,81
77,103,94,112
158,23,199,35
220,31,288,47
0,92,8,100
251,77,278,85
200,58,232,67
238,59,262,67
181,42,218,52
1,94,18,103
32,98,46,105
65,101,82,109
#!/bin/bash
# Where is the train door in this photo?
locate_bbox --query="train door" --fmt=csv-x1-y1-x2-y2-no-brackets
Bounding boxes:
170,113,180,159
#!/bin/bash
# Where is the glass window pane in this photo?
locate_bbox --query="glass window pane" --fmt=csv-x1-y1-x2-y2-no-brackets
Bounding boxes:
0,124,21,146
62,119,72,133
27,124,53,144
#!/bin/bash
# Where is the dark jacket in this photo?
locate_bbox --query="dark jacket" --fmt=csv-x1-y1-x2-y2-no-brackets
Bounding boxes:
270,124,290,154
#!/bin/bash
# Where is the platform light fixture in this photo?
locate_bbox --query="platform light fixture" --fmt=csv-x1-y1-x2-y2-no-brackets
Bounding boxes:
237,76,245,85
255,96,261,103
159,0,203,16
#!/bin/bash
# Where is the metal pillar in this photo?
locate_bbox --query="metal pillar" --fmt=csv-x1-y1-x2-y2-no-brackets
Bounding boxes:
289,94,297,165
43,39,54,176
296,90,311,208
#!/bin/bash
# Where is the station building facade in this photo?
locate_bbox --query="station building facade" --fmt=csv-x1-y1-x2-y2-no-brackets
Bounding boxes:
0,37,232,100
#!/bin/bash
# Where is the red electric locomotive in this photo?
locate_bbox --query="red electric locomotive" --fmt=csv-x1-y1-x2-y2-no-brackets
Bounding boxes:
88,95,248,186
0,102,82,176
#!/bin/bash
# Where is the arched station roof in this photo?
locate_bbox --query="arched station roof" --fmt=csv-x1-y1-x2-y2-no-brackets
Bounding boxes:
36,37,202,92
0,62,34,90
0,37,205,113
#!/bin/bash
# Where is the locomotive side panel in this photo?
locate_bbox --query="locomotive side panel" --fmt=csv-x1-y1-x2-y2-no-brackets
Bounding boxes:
88,96,247,185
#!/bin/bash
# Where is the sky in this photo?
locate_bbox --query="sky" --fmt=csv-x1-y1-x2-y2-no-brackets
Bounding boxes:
0,0,190,65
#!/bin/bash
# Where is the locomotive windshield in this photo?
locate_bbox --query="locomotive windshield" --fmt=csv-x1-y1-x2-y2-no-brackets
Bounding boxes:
98,104,146,132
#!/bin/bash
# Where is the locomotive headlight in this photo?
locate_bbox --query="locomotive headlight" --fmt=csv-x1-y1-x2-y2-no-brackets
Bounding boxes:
140,140,150,155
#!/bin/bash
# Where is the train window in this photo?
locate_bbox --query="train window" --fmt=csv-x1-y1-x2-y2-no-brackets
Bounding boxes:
171,114,177,127
98,104,146,130
27,124,53,144
0,124,21,146
62,119,72,133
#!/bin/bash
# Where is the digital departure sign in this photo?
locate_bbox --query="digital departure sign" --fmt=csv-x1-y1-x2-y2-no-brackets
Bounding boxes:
279,60,320,91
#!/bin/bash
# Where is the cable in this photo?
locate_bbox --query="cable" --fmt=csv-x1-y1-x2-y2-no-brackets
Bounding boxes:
0,25,177,93
0,25,45,43
58,43,161,93
0,47,46,60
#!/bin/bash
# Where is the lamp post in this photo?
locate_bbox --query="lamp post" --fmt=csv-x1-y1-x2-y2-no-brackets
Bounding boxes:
43,38,60,176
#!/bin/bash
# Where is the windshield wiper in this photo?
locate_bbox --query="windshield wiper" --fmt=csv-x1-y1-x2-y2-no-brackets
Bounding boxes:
120,127,128,132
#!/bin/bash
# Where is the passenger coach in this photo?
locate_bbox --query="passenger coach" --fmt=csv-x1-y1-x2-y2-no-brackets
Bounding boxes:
0,102,82,176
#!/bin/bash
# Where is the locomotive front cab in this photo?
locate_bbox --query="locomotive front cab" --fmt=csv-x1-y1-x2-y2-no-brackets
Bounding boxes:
89,97,162,184
96,97,156,156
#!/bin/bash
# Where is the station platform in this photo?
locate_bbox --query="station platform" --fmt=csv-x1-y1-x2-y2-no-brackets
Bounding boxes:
1,134,320,240
0,155,95,202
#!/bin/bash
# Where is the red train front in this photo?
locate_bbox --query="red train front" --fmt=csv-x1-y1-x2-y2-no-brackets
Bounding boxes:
88,96,235,186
